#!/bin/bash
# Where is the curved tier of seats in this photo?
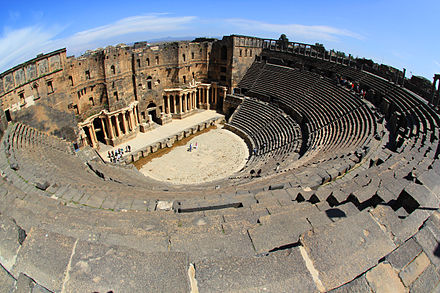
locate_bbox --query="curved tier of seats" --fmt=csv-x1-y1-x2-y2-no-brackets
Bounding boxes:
227,97,302,175
238,62,376,173
1,54,440,291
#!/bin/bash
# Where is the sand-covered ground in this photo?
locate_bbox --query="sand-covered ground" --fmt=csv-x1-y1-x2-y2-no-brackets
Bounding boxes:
139,127,249,184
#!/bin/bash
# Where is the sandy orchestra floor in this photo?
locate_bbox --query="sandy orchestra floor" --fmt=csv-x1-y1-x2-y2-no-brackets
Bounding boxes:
139,127,249,184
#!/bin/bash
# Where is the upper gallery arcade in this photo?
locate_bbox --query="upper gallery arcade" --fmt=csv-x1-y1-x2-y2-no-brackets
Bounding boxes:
0,35,264,148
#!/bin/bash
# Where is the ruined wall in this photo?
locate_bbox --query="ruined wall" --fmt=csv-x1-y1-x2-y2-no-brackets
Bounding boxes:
0,35,265,143
67,50,107,121
0,49,78,141
132,40,212,123
230,36,264,90
209,35,263,92
103,46,135,113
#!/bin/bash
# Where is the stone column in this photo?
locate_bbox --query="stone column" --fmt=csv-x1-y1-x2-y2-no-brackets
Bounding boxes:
115,115,121,137
90,124,98,148
206,86,210,110
121,113,127,133
197,89,201,108
184,94,188,112
135,106,140,124
85,125,92,147
100,118,108,140
129,109,135,131
166,95,170,114
126,112,132,131
106,117,114,139
178,94,182,114
173,95,177,114
188,93,191,111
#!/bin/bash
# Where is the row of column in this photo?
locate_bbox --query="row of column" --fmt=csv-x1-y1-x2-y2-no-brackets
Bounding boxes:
83,105,140,148
164,90,197,115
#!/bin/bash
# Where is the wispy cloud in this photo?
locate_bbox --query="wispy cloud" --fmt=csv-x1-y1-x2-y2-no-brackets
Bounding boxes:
62,14,196,52
0,25,63,72
0,14,196,73
0,14,363,74
225,19,364,42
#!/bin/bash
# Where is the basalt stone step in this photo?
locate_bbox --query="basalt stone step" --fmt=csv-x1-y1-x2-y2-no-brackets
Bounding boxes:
301,211,396,291
403,182,440,209
170,231,255,262
324,201,359,222
11,228,76,292
386,238,423,271
248,206,314,253
418,169,440,197
63,239,190,293
370,204,431,245
328,274,371,293
0,214,27,271
195,248,317,292
13,272,52,293
0,264,15,293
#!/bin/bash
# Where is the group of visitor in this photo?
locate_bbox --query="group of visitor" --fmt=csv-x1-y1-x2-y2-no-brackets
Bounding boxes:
107,145,132,163
337,76,367,98
187,142,198,152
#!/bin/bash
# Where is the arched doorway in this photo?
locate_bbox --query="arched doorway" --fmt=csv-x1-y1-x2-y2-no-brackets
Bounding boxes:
147,102,159,123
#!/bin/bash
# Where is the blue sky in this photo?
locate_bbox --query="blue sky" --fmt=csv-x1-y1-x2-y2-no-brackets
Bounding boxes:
1,0,439,80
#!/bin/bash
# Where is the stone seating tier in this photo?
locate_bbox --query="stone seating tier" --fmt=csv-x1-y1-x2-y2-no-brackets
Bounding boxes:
1,53,440,291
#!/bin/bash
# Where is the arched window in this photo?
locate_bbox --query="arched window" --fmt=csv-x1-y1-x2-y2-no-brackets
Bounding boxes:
239,49,242,57
183,76,186,83
111,65,115,74
183,54,186,62
155,56,159,65
146,58,150,66
191,52,194,59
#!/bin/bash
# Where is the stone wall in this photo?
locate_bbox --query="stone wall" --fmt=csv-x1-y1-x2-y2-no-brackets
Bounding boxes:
0,35,266,145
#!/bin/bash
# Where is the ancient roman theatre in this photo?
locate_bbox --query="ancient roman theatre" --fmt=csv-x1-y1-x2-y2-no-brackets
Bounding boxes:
0,35,439,292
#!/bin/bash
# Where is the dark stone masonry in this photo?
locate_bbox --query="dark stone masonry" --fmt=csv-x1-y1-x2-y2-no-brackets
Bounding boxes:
0,35,440,292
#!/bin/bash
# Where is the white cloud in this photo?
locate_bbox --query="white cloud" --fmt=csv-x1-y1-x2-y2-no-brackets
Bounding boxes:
63,14,196,52
0,25,63,72
225,18,364,42
0,14,196,73
0,14,363,74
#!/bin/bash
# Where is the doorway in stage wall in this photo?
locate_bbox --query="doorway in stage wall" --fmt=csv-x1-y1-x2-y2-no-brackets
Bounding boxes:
147,102,160,124
93,118,106,144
